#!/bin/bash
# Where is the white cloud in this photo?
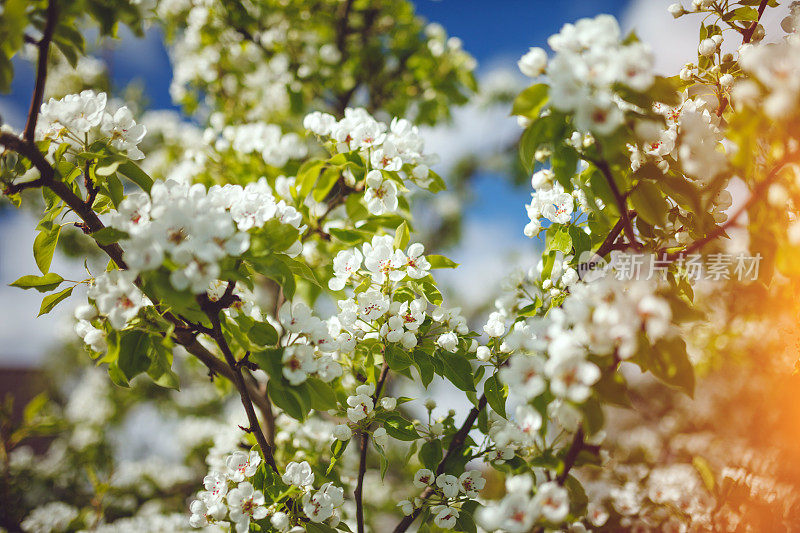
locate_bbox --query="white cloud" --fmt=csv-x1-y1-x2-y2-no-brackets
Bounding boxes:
622,0,790,75
0,97,27,131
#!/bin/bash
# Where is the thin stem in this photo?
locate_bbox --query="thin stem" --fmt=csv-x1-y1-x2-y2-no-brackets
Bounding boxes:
24,0,59,142
393,395,488,533
355,362,390,533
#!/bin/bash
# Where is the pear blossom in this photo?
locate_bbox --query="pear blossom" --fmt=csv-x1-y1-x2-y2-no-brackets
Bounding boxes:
226,450,261,482
518,47,548,77
380,397,397,411
432,505,459,529
499,355,547,400
436,473,460,498
373,427,388,448
346,393,374,423
546,355,600,403
281,461,315,487
459,470,486,498
363,170,399,215
398,499,414,516
189,497,227,528
202,472,229,502
282,345,317,385
356,289,390,321
227,482,267,533
302,482,344,523
87,270,150,330
404,243,431,278
329,248,363,290
333,424,352,441
414,468,434,488
436,331,459,352
101,106,147,159
533,482,570,523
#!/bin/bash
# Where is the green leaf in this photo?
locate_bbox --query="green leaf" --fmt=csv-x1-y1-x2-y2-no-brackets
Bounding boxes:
382,412,421,441
306,522,339,533
419,439,443,470
118,161,153,192
268,380,309,421
384,344,414,371
630,180,668,226
413,350,435,387
651,336,695,397
484,374,507,418
438,351,475,392
91,227,129,246
312,167,341,203
427,254,458,269
329,227,373,245
568,225,592,256
394,220,410,250
305,377,338,411
248,321,278,346
511,83,549,118
552,143,578,189
33,224,61,274
252,254,296,300
693,456,716,494
547,226,573,254
38,286,73,316
95,159,123,177
116,330,152,381
11,273,63,292
650,76,681,106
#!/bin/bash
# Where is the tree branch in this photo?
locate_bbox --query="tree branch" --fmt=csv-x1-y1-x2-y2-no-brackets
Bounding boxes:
593,158,641,250
666,156,792,260
741,0,769,44
205,299,279,473
355,362,390,533
393,394,488,533
556,427,585,485
1,131,280,461
24,0,59,142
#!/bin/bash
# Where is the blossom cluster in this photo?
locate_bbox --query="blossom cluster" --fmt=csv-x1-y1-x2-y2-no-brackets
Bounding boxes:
215,122,307,168
276,301,344,385
477,476,573,532
518,15,655,135
110,178,303,293
190,453,345,532
396,468,486,528
37,90,147,159
736,34,800,120
326,234,469,358
304,108,437,214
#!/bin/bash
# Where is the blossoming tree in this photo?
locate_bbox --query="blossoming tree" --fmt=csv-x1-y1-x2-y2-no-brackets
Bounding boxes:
2,0,800,532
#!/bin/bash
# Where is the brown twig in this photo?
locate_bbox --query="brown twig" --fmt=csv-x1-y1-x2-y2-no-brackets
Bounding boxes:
24,0,59,142
393,394,488,533
741,0,769,44
354,362,390,533
205,300,279,473
592,157,641,250
666,155,792,260
556,427,585,485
